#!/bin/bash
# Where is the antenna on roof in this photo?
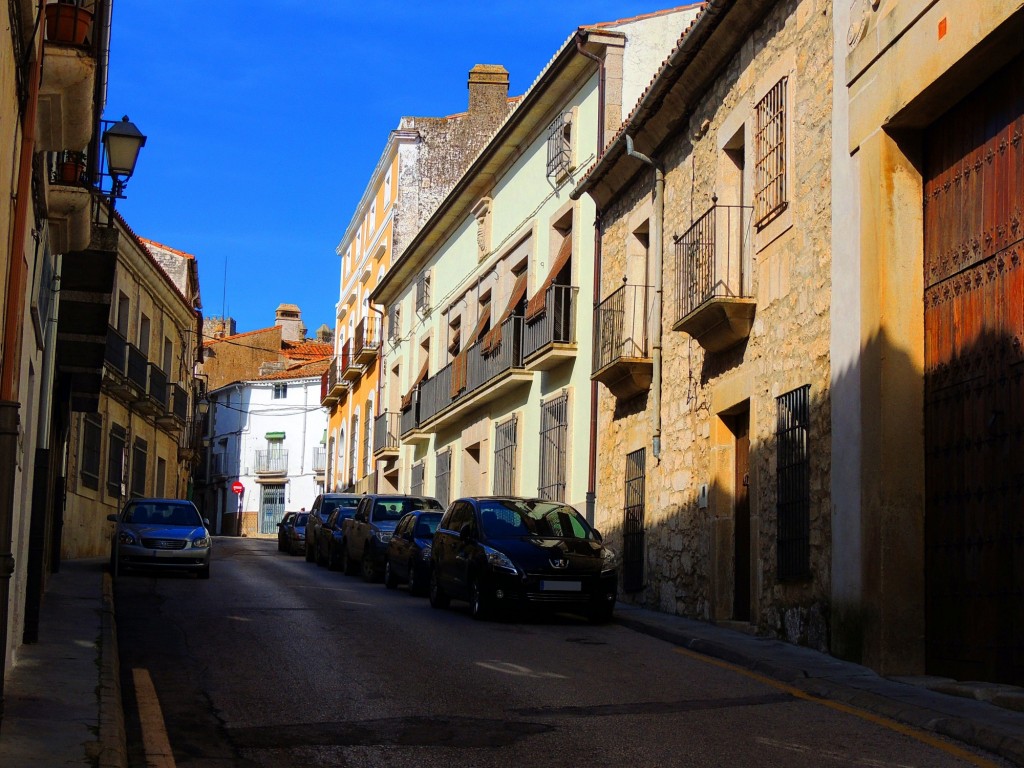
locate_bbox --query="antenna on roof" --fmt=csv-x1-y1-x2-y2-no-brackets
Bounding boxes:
221,253,228,322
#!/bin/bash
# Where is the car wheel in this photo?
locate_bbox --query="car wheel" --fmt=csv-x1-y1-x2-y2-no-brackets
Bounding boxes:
305,536,315,562
407,560,422,596
384,560,398,589
198,564,211,580
470,576,492,620
429,570,450,609
588,601,615,624
361,547,377,583
341,542,358,576
109,546,119,578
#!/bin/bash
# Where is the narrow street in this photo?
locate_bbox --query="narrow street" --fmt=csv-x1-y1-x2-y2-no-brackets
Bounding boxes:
113,538,1008,768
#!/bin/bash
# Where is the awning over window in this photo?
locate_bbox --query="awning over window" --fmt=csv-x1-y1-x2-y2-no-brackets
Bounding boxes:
481,272,528,354
525,235,572,322
401,360,429,411
265,431,286,440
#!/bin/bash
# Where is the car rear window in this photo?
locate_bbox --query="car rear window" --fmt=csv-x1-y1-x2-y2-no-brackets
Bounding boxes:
373,498,441,521
479,501,594,540
413,513,442,538
322,497,360,516
295,513,309,526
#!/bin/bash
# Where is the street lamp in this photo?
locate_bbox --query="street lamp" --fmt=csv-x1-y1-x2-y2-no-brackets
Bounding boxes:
101,116,147,201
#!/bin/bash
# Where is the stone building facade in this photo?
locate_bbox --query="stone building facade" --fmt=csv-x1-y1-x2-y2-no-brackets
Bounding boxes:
575,0,833,649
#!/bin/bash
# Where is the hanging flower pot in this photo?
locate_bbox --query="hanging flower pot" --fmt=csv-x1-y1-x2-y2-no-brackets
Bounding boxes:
44,2,94,45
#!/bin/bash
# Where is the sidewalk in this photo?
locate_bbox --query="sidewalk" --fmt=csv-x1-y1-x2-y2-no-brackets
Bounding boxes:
3,563,1024,767
0,558,125,768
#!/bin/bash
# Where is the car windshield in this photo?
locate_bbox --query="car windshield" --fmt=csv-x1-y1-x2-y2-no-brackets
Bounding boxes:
322,497,360,517
373,498,441,521
124,502,202,527
295,513,309,526
413,513,442,538
479,500,595,540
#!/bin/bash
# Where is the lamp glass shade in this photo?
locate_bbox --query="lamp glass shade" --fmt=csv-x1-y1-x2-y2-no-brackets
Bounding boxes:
103,116,147,178
197,399,210,415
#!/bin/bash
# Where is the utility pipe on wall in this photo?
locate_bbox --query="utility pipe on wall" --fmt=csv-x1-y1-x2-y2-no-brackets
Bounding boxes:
625,135,664,461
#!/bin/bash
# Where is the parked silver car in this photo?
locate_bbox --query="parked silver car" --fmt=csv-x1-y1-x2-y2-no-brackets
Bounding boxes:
108,498,211,578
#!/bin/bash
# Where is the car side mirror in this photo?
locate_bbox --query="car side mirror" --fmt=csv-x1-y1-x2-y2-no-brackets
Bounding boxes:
459,523,473,541
106,514,118,523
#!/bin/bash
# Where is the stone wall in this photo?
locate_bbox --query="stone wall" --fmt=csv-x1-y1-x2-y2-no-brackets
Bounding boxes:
200,326,282,391
594,0,834,651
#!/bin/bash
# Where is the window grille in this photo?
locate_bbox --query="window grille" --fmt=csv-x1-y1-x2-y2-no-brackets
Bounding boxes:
435,448,451,509
623,448,646,592
363,402,373,477
776,384,810,580
546,112,573,179
349,416,359,489
416,272,431,315
493,415,518,496
80,414,102,490
131,437,148,498
538,392,568,501
754,77,787,225
411,461,425,497
107,423,126,497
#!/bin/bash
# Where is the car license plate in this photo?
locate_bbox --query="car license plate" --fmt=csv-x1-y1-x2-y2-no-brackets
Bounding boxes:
541,580,581,592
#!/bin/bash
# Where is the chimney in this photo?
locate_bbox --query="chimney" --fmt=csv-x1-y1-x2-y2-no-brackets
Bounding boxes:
275,303,306,342
468,64,509,119
316,324,333,344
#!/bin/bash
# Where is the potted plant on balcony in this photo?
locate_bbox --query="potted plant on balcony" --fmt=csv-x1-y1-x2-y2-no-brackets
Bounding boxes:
45,0,94,45
56,151,86,184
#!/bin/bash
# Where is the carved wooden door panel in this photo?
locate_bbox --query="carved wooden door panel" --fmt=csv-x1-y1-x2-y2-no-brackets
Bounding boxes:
923,51,1024,684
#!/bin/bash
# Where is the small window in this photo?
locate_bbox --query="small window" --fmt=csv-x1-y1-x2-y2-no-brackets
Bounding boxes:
388,304,402,343
273,383,288,399
546,111,573,180
131,437,148,498
416,272,431,315
107,423,126,497
139,314,151,357
754,77,788,225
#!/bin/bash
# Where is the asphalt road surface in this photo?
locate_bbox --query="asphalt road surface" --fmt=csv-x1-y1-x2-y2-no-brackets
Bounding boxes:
113,537,1010,768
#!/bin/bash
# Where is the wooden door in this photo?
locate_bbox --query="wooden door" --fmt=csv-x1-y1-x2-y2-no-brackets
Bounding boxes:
923,51,1024,684
733,411,751,622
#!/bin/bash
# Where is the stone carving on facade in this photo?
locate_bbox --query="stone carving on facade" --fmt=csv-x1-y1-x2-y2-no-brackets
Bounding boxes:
472,197,492,262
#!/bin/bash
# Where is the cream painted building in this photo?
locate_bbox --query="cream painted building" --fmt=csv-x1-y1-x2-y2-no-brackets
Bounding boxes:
574,0,833,647
371,8,701,513
63,225,203,559
323,66,516,495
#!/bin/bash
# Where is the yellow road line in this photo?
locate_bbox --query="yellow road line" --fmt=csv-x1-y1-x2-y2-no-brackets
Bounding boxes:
132,667,177,768
672,647,999,768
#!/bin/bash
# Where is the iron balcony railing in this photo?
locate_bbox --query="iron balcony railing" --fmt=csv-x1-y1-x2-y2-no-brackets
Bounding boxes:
418,315,525,425
49,150,87,186
593,283,653,373
312,446,327,473
523,285,577,359
126,344,148,391
255,449,288,475
400,393,420,436
340,339,360,379
674,201,753,323
170,383,188,422
354,316,381,361
104,327,127,375
374,411,400,453
147,364,168,408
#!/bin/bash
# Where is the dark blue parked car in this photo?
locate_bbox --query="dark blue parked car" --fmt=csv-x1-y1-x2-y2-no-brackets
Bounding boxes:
384,510,443,595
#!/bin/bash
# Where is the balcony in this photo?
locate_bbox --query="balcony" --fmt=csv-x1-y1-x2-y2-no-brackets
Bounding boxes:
592,283,653,400
400,394,420,439
126,343,148,394
46,151,91,253
415,315,532,432
340,341,361,382
320,357,348,406
312,446,326,480
523,284,578,369
672,202,755,353
169,383,188,424
158,382,186,431
373,412,400,459
139,363,168,417
255,449,288,477
354,317,381,365
38,1,103,154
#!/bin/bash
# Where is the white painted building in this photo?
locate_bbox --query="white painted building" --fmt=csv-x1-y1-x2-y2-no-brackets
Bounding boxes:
204,368,328,536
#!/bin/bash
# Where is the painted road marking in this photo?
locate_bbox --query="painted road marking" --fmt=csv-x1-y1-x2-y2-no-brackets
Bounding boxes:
132,667,176,768
672,647,999,768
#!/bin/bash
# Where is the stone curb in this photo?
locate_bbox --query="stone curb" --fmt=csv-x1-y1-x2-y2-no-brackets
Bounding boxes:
615,614,1024,766
98,572,127,768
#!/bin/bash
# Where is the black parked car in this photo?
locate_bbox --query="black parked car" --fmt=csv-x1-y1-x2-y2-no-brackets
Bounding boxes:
304,493,361,562
277,511,308,555
317,504,358,570
430,497,618,622
384,509,443,595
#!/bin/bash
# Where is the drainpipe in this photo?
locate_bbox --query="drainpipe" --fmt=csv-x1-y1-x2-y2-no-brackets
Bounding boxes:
576,32,605,526
0,0,44,730
625,135,664,462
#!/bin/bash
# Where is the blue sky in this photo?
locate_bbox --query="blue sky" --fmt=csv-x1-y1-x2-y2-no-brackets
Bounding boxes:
106,1,677,336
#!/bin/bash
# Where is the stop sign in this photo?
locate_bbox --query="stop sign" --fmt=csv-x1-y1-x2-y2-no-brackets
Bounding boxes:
231,481,244,495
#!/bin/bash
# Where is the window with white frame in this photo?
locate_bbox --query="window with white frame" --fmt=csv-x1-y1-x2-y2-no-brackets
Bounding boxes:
273,383,288,399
